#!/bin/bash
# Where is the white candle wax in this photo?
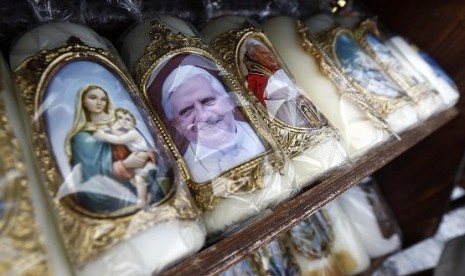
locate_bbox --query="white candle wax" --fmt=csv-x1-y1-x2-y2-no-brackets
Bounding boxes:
262,16,390,160
325,200,371,275
10,22,205,275
120,16,294,236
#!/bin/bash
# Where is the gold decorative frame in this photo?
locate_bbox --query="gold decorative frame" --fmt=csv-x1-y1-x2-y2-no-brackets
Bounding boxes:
0,70,51,274
209,23,340,158
354,18,438,103
314,24,415,119
296,21,394,135
133,20,286,212
13,38,199,265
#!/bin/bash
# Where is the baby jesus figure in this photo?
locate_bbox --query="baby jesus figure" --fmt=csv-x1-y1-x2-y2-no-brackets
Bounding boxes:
94,107,158,208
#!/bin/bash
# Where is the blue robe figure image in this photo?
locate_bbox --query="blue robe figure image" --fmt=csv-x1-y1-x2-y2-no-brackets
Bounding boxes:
64,84,165,214
335,32,403,98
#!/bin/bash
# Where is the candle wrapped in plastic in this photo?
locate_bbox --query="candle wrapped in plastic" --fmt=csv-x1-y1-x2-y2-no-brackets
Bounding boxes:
262,15,395,160
119,16,295,236
337,15,448,120
0,53,58,275
200,15,348,189
304,14,421,133
9,22,206,275
338,177,402,258
284,204,370,275
221,238,300,276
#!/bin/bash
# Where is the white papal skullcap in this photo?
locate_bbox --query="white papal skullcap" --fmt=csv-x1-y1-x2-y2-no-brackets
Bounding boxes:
161,65,228,119
245,38,266,53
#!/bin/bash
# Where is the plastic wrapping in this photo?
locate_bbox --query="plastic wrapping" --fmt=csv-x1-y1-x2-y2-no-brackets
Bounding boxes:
384,36,459,109
221,238,300,275
202,0,284,23
10,22,205,275
0,53,57,275
262,16,393,160
345,18,446,120
338,177,402,258
324,200,370,275
200,15,347,188
284,210,345,275
120,16,296,236
304,14,421,134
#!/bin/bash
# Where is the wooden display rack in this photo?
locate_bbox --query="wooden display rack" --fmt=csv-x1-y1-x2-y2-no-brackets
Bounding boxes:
164,108,458,275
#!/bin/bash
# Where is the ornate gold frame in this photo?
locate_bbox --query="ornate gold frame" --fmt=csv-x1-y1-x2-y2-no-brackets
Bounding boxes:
354,18,438,103
0,69,51,274
133,20,286,212
209,23,340,158
315,24,414,119
296,21,394,135
13,38,199,265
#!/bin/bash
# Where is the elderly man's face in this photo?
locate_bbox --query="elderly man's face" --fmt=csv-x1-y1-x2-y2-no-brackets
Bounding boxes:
168,75,236,148
250,44,279,72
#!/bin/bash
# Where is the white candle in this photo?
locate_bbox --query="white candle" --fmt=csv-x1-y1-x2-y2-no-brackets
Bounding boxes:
10,22,205,275
338,179,402,257
285,211,345,275
262,16,391,160
200,15,347,188
325,200,371,275
385,36,459,108
336,16,447,120
0,53,69,275
304,15,420,134
285,205,370,275
120,16,294,236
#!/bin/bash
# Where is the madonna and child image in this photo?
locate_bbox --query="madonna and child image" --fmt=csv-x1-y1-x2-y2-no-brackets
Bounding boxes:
146,54,266,183
43,60,172,216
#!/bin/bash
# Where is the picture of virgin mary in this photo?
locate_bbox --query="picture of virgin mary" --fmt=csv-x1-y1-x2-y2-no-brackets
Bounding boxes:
44,60,170,215
335,32,404,98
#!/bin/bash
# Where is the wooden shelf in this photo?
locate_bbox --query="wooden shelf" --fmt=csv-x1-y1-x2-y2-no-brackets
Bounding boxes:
163,108,459,276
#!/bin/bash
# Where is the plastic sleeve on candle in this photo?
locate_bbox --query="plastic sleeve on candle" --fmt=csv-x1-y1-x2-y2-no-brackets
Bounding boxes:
338,177,402,258
10,21,206,275
262,16,391,160
120,15,298,238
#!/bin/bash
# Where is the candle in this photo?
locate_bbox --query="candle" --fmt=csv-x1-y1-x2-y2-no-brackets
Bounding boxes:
200,15,347,188
304,15,421,133
120,16,294,236
353,19,445,120
0,53,59,275
385,36,459,108
325,201,371,275
285,206,370,275
338,178,402,258
222,238,300,275
336,16,446,120
10,22,205,275
262,16,391,160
